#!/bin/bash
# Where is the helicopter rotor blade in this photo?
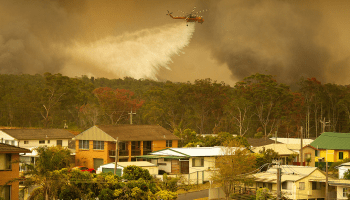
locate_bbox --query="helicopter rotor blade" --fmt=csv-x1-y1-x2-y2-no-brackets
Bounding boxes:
191,6,196,14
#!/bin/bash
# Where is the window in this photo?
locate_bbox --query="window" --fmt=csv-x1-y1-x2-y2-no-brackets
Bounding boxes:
47,140,50,144
57,140,62,146
312,182,321,190
39,140,45,144
166,140,172,147
79,140,89,149
4,140,9,144
93,141,104,150
282,182,287,189
299,182,305,190
0,154,12,170
0,185,11,200
343,188,348,197
315,150,320,157
339,152,344,160
10,141,15,145
24,141,29,144
192,157,204,167
119,142,127,151
282,181,292,190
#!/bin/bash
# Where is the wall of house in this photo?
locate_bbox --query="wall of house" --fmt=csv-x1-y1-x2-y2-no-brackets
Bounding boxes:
75,140,114,169
319,149,336,162
155,158,172,172
18,139,70,148
152,140,178,151
0,154,20,200
302,146,316,167
337,186,349,200
339,166,350,179
334,150,350,162
294,170,326,200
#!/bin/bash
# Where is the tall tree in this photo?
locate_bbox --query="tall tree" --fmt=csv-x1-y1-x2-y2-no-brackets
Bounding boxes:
240,74,292,138
212,140,256,200
93,87,144,124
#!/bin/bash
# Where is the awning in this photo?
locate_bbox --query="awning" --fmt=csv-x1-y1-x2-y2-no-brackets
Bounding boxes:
135,155,188,159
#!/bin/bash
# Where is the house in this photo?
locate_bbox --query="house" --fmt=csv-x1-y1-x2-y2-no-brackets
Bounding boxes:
0,129,75,148
337,162,350,179
136,146,244,184
251,144,300,165
0,143,31,200
253,165,333,200
247,138,281,147
328,179,350,200
270,137,314,146
302,132,350,167
96,161,158,176
73,125,179,170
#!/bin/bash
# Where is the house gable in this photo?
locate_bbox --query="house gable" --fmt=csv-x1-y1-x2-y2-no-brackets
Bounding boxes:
74,126,116,141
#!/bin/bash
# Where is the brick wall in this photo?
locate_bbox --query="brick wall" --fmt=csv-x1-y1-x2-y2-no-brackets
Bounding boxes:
0,154,20,200
171,159,180,174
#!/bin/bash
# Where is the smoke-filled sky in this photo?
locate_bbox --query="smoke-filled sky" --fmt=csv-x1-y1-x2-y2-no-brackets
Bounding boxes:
1,0,350,86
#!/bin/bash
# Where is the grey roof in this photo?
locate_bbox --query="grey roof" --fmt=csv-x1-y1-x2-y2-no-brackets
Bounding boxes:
75,125,179,141
0,143,31,153
0,129,75,140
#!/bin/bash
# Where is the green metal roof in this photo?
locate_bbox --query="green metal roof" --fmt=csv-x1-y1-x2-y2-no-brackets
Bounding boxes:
310,132,350,150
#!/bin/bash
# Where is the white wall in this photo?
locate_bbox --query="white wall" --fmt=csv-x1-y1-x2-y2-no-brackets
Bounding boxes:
156,158,172,173
0,131,17,146
189,157,216,174
18,139,70,149
337,186,349,200
339,166,350,179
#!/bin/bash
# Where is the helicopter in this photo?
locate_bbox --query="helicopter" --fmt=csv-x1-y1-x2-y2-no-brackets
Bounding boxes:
166,7,207,25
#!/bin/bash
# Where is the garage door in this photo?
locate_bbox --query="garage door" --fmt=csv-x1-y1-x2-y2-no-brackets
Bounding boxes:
93,158,104,170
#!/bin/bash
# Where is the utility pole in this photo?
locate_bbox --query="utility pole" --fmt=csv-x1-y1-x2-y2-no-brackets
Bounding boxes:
114,137,119,175
277,167,282,200
320,118,330,134
326,149,329,200
128,108,136,125
300,126,303,166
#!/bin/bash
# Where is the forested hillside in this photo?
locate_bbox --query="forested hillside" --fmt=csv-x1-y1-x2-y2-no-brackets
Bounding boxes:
1,72,349,138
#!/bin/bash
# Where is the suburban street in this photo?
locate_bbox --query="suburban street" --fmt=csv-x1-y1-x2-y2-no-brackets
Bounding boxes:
178,189,209,200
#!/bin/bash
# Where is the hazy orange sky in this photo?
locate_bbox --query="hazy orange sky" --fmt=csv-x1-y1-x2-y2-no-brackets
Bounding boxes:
1,0,350,86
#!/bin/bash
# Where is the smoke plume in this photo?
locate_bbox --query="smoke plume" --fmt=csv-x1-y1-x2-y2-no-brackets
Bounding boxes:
198,0,348,84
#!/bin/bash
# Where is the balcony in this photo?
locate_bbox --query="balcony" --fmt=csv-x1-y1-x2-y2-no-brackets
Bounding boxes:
131,150,141,156
119,150,129,156
109,150,129,157
143,148,152,155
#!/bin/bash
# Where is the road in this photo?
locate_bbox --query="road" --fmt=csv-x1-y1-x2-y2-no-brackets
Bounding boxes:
177,189,209,200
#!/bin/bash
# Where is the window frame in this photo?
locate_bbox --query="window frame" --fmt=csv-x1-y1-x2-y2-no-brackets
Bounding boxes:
343,188,348,197
93,141,104,150
166,140,172,147
79,140,89,150
57,140,62,146
339,152,344,160
0,153,12,170
299,182,305,190
192,157,204,167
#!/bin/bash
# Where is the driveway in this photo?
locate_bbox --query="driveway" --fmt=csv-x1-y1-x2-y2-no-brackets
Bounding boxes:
177,189,209,200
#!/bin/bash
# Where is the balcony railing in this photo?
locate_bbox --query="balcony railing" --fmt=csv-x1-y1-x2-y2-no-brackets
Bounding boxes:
131,150,141,156
109,150,129,157
143,148,152,155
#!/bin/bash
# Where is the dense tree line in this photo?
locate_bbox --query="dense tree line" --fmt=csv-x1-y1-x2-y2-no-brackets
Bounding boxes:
1,73,350,138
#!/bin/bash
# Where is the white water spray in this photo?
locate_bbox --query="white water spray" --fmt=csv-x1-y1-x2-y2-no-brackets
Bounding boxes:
63,22,195,79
